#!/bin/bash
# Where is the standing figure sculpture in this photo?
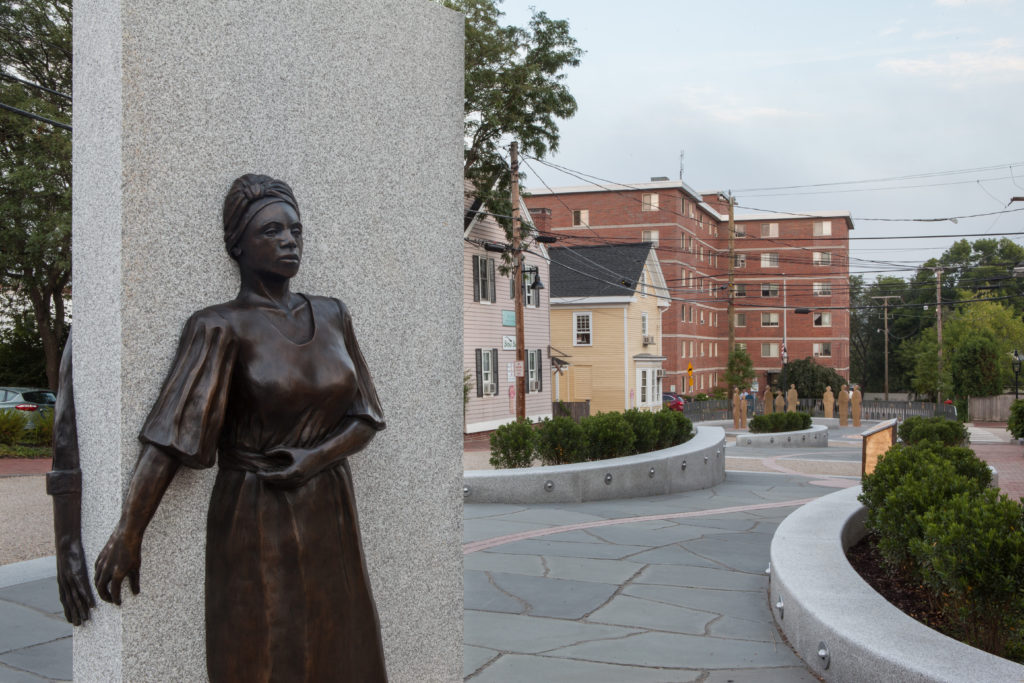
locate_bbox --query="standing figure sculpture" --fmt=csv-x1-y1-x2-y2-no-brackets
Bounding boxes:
838,383,850,427
732,388,741,429
786,384,798,413
823,385,835,419
93,175,388,682
763,386,774,415
774,389,785,414
852,384,863,427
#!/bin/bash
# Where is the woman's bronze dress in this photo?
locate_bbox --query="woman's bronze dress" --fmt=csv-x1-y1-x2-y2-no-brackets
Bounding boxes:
139,294,387,682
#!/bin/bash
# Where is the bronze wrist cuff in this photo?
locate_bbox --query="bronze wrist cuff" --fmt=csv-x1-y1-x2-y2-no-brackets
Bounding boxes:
46,469,82,496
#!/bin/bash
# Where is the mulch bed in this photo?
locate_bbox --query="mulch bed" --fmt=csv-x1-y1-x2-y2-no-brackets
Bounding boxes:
845,535,951,633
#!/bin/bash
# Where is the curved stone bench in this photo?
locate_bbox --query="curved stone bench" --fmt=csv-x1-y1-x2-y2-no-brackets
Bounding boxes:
768,486,1024,682
736,424,828,448
463,426,725,504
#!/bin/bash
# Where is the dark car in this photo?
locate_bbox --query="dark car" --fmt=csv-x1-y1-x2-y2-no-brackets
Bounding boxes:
0,387,56,424
662,392,684,411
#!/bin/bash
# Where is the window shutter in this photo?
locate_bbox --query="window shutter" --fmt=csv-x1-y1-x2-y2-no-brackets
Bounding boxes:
510,272,515,299
472,256,480,302
488,259,497,303
475,348,483,397
525,352,530,395
537,349,543,391
491,349,499,394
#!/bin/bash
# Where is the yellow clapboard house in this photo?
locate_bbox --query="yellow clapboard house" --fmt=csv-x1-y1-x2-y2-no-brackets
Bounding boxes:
548,243,671,414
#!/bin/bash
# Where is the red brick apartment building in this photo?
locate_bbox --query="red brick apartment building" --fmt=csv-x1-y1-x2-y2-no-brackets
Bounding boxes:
524,179,851,395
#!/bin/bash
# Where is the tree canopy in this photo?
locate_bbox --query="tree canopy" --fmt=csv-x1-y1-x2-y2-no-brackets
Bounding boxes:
442,0,582,233
724,347,755,391
779,357,847,399
0,0,72,388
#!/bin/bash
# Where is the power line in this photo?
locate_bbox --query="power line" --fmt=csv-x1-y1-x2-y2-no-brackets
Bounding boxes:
0,101,71,131
0,71,72,102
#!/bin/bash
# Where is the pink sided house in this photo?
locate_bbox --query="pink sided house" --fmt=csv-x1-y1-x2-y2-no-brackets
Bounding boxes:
463,182,552,433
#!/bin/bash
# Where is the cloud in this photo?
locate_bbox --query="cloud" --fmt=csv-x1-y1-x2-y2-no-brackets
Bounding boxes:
881,44,1024,81
934,0,1009,5
691,102,810,124
911,27,981,40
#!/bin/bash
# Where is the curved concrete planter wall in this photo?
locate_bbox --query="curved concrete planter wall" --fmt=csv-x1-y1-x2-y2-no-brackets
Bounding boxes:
736,424,828,448
463,426,726,504
769,486,1024,682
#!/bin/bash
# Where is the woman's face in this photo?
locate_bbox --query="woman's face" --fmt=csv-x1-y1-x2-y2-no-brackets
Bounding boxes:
236,202,303,280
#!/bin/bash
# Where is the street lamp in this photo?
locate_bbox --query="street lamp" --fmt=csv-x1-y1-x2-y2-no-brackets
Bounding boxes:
1013,350,1021,401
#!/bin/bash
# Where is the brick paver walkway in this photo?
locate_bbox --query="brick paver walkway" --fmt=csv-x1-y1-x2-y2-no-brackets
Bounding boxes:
0,458,51,477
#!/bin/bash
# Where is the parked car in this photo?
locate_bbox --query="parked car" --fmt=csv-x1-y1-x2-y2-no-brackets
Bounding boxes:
0,387,56,424
662,393,684,412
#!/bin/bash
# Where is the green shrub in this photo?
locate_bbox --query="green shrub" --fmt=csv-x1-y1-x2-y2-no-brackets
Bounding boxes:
0,409,28,446
1009,399,1024,440
622,409,658,454
489,418,536,469
665,410,694,445
860,441,991,572
911,489,1024,658
26,410,54,446
652,409,677,450
693,393,709,401
748,411,811,433
582,412,635,461
535,417,588,465
898,416,968,447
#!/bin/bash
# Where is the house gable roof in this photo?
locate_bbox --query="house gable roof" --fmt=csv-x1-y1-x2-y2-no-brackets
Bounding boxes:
548,243,653,298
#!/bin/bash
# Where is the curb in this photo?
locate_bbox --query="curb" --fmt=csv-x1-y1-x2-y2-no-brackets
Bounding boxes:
463,426,726,504
736,425,829,448
768,486,1024,682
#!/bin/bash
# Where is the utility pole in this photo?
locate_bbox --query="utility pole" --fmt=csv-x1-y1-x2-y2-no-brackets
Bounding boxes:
511,141,526,420
872,295,901,400
935,267,944,405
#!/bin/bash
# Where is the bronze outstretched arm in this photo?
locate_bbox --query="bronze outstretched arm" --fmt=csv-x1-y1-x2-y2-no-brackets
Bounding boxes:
47,334,96,626
93,445,180,605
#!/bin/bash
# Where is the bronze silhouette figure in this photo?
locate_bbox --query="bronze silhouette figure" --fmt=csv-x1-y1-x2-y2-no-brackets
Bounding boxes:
93,174,388,682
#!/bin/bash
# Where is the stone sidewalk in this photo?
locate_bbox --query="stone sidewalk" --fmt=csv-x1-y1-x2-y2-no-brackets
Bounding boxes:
463,469,848,681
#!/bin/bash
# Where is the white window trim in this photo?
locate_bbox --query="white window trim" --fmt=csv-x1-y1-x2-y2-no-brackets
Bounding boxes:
641,229,660,247
573,311,593,346
572,209,589,226
761,283,779,297
761,312,779,327
761,252,779,268
641,193,659,212
813,312,832,327
813,282,832,296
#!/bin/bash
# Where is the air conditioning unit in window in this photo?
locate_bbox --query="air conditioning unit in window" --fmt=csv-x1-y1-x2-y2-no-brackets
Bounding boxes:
485,382,496,395
642,335,655,346
529,380,539,392
655,369,664,379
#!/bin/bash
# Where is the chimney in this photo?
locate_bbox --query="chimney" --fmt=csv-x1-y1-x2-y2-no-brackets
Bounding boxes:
529,207,551,233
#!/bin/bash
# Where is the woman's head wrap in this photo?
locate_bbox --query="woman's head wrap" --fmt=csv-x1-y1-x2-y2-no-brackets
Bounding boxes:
223,174,300,258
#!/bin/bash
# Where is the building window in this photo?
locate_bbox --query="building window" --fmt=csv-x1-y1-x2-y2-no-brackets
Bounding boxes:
572,209,589,226
641,229,659,247
700,342,705,357
813,342,832,357
735,224,746,237
734,283,746,297
700,310,705,325
574,312,592,345
641,312,649,336
813,220,832,237
641,193,659,211
813,282,832,296
813,312,832,327
761,252,779,268
690,341,695,357
737,342,747,352
761,342,779,358
527,349,543,392
761,312,780,327
699,247,704,262
472,254,496,303
761,282,779,297
475,348,499,396
813,251,832,266
734,253,746,268
761,222,779,238
735,313,746,327
681,340,686,358
689,307,695,322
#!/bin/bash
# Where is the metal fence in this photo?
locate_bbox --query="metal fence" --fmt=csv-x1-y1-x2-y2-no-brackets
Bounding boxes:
679,397,956,422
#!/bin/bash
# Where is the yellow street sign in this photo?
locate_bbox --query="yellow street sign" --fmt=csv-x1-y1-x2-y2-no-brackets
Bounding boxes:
687,363,694,377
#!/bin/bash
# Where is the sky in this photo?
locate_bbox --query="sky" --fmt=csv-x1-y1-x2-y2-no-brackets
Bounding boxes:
500,0,1024,280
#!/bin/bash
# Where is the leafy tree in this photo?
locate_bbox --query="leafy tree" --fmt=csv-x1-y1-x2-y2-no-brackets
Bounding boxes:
724,346,755,391
779,357,846,399
442,0,582,235
951,334,1002,398
0,0,72,389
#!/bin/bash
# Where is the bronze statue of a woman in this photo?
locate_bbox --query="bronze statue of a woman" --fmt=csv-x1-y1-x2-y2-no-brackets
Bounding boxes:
93,174,388,682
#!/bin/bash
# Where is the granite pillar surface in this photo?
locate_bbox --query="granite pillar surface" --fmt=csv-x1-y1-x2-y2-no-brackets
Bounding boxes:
72,1,464,680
